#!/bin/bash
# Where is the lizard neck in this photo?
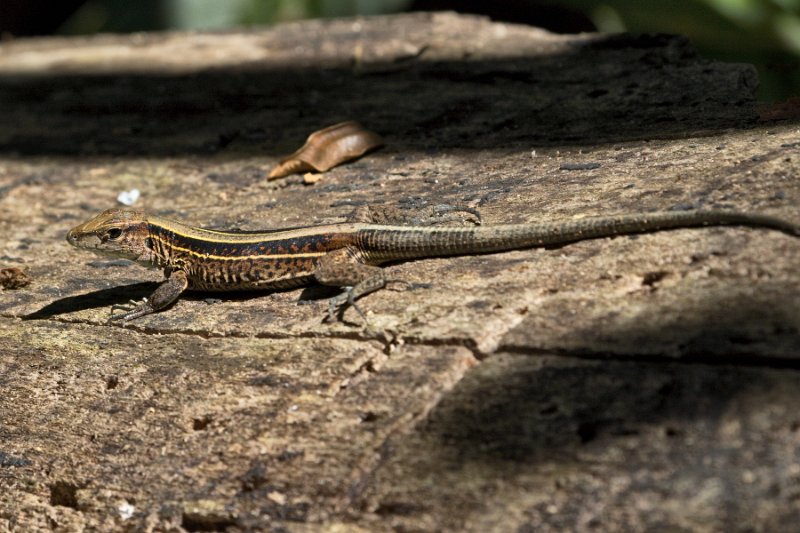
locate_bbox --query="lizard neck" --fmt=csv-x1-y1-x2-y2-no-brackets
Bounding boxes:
143,222,178,270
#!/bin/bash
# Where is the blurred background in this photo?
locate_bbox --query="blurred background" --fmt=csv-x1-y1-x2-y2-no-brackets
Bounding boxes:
1,0,799,101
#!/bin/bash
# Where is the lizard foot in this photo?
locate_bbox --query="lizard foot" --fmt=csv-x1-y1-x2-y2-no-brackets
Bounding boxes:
348,204,481,226
109,298,154,321
385,279,432,292
326,287,368,324
426,204,482,226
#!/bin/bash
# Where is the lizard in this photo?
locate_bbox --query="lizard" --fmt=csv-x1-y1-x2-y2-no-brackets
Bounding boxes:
65,206,800,321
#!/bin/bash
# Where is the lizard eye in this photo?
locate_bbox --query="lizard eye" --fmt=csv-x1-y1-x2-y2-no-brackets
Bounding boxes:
106,228,123,240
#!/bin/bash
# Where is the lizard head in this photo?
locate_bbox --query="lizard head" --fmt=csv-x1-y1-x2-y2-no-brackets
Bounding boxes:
66,208,155,264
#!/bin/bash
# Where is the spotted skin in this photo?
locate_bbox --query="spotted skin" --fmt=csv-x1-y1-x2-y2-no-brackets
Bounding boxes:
66,206,800,321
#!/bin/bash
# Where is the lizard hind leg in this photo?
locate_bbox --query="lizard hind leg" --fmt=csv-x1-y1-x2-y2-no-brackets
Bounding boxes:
313,248,387,322
347,204,481,226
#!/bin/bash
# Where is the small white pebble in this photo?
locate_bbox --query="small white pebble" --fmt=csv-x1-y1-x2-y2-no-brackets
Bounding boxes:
118,502,135,520
117,189,140,206
267,491,287,505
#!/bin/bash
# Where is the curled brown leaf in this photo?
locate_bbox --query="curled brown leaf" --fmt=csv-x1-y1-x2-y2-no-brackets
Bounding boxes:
269,121,383,179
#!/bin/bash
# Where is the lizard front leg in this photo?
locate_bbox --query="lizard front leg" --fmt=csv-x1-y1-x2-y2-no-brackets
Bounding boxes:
110,270,189,321
313,248,387,321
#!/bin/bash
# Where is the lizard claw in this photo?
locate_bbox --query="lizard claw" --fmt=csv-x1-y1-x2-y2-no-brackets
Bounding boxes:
385,279,432,292
326,288,368,324
430,204,482,226
346,204,481,226
109,298,152,322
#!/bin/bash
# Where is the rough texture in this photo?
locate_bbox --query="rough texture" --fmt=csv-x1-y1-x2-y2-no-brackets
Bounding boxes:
0,12,798,532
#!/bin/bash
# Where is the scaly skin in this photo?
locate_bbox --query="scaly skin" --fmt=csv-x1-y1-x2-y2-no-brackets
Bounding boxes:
65,207,800,321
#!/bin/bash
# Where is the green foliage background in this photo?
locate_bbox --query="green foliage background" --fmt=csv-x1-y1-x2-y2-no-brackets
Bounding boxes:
61,0,800,101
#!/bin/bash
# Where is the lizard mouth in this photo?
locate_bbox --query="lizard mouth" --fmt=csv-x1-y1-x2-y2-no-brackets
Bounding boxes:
65,230,105,252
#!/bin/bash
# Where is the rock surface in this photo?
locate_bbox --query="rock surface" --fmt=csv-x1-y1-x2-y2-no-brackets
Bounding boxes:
0,12,798,532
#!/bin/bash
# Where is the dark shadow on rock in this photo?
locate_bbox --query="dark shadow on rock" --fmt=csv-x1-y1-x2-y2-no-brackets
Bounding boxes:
21,281,340,322
420,357,765,463
297,285,341,302
501,289,800,367
372,354,800,531
417,289,800,464
0,33,762,157
22,281,158,319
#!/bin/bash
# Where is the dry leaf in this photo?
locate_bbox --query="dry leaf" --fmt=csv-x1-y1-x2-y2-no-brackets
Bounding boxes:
302,172,323,185
269,121,383,179
0,267,31,289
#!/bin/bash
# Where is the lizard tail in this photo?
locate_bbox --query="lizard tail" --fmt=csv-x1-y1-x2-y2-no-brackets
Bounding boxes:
356,210,800,262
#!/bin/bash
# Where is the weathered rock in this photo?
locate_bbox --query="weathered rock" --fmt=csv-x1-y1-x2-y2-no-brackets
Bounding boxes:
0,12,798,532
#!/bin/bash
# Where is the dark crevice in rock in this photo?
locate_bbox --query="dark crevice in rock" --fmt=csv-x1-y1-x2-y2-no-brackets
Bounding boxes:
181,512,237,532
9,312,799,371
500,344,800,371
48,480,82,509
